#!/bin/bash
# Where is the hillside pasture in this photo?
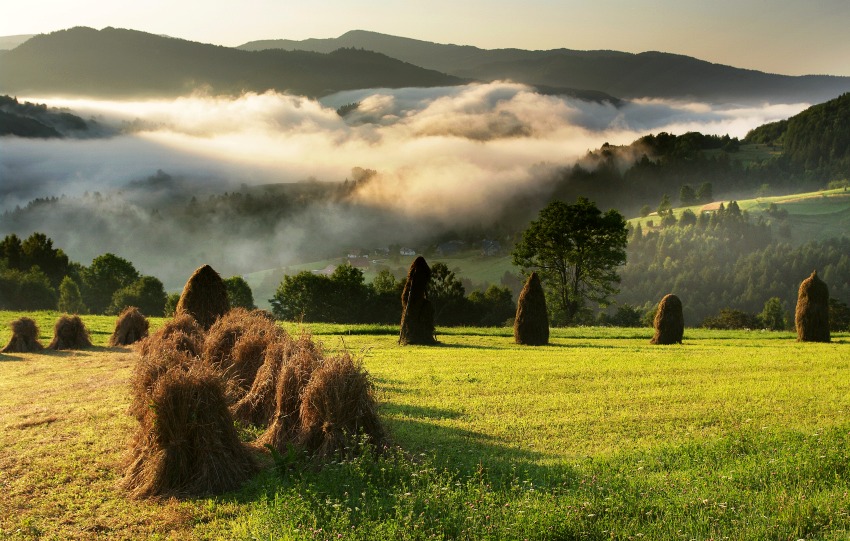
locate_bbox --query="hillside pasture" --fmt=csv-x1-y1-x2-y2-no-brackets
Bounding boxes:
1,313,850,539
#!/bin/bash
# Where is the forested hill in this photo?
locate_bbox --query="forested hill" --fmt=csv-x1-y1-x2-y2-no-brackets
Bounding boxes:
240,29,850,104
0,27,463,98
745,92,850,177
0,95,92,138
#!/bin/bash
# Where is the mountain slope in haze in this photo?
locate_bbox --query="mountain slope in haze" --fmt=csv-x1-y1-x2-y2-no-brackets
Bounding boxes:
0,34,34,50
0,27,464,98
241,30,850,104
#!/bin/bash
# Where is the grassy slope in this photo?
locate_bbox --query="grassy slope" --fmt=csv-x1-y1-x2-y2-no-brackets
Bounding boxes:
2,313,850,539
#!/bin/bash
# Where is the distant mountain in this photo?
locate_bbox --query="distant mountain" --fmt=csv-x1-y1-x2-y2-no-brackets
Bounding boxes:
240,30,850,104
0,34,34,50
0,27,463,98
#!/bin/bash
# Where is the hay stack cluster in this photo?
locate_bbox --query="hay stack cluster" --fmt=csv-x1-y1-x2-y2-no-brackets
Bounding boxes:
109,307,150,346
399,256,436,345
124,263,384,498
795,270,830,343
514,272,549,346
48,315,92,350
2,317,44,353
650,294,684,345
175,264,230,330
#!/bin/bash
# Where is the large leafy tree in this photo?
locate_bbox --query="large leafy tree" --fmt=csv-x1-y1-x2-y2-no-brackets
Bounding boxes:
512,197,628,325
81,253,140,314
224,276,256,310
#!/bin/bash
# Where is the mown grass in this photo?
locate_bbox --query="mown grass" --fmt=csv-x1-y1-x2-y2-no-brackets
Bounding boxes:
2,312,850,539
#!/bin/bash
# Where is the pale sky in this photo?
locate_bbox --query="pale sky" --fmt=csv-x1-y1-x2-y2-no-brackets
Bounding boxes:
3,0,850,76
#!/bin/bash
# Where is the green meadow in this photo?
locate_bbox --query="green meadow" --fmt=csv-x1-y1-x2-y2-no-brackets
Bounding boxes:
1,313,850,539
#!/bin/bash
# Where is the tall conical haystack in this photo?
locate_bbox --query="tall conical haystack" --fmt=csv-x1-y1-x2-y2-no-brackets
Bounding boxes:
796,270,830,342
650,294,684,345
48,315,92,350
296,352,384,459
175,264,230,330
203,308,283,402
109,306,150,346
399,256,436,345
2,317,44,353
514,272,549,345
122,362,256,499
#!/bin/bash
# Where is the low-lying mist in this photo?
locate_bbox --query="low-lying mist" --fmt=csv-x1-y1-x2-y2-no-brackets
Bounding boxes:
1,82,807,290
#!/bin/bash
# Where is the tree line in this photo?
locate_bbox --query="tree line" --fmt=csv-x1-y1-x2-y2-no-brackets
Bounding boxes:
0,232,256,316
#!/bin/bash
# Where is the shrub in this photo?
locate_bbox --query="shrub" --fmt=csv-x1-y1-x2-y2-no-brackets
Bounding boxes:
175,264,230,330
1,317,44,353
514,272,549,345
48,314,92,350
702,308,760,330
108,306,149,346
795,270,830,342
650,294,684,344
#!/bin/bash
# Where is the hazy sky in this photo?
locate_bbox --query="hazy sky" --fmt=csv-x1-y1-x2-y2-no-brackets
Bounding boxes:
3,0,849,76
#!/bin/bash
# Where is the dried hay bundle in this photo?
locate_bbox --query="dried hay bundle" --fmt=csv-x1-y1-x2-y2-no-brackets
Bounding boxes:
257,338,324,452
1,317,44,353
650,294,684,345
109,306,150,346
399,256,436,345
514,272,549,346
128,333,197,421
203,308,283,400
796,270,830,342
175,264,230,330
137,313,204,359
231,333,296,426
296,352,384,459
48,314,92,350
122,362,256,499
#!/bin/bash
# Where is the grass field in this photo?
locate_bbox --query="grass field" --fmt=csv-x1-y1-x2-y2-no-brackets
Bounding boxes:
2,313,850,539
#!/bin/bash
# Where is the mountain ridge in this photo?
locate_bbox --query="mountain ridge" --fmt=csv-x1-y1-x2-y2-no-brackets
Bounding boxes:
0,27,464,98
240,29,850,104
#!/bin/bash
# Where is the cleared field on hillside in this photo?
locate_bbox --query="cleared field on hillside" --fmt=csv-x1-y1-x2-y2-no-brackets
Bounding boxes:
1,314,849,539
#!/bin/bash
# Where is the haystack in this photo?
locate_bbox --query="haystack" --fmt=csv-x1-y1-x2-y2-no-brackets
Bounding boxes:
129,333,197,421
203,308,283,401
257,339,323,452
795,270,830,342
514,272,549,345
109,307,149,346
48,315,92,350
175,264,230,330
137,313,205,359
650,294,684,345
296,353,384,458
1,317,44,353
231,330,320,427
122,362,256,499
398,256,436,345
